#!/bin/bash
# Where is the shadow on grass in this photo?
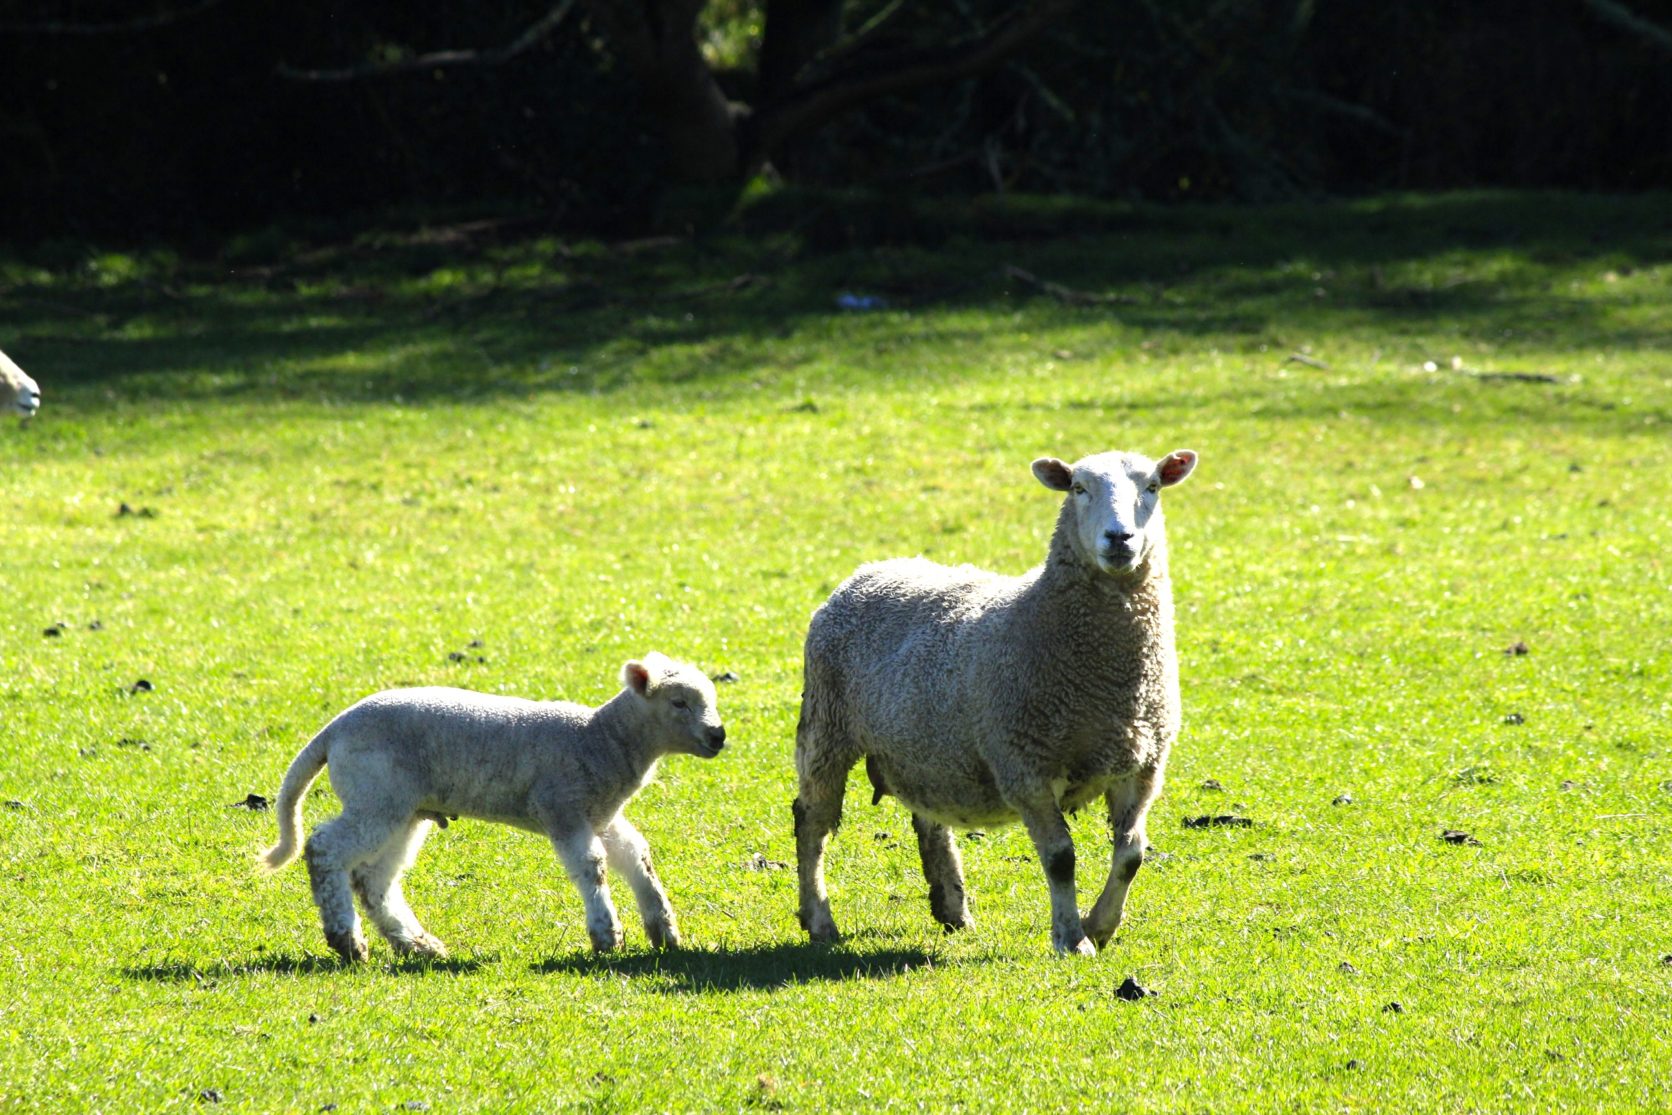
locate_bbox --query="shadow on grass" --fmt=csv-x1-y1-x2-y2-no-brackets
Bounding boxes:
534,938,951,993
122,952,489,981
5,191,1669,414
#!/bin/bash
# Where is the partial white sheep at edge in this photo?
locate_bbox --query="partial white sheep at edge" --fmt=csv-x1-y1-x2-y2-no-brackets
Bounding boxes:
1,349,41,418
793,447,1198,956
260,652,728,962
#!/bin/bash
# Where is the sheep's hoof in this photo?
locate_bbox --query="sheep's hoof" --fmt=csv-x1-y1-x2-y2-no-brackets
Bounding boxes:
1053,935,1096,958
326,929,369,963
589,927,624,953
646,921,680,950
938,914,975,934
397,933,449,959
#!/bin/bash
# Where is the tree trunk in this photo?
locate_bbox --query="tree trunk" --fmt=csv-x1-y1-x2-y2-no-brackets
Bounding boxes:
581,0,743,184
759,0,845,101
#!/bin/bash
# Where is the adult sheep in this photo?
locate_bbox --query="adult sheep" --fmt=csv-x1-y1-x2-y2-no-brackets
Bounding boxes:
794,448,1198,955
1,349,41,418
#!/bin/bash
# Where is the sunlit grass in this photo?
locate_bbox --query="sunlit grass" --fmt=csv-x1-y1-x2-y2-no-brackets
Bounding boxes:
1,191,1668,1111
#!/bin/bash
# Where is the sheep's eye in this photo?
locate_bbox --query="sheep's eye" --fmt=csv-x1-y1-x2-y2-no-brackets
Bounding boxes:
671,698,689,710
1071,483,1086,495
1146,482,1160,494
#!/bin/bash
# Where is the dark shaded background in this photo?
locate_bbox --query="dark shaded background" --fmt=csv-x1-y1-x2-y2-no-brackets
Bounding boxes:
2,0,1670,242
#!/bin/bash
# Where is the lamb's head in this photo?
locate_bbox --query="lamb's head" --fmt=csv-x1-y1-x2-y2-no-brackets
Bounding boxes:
0,351,40,418
622,652,727,758
1032,448,1197,577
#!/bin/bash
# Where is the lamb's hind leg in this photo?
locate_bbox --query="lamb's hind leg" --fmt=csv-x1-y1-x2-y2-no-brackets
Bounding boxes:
1084,762,1165,949
912,814,973,932
304,811,406,962
602,814,679,949
352,817,448,958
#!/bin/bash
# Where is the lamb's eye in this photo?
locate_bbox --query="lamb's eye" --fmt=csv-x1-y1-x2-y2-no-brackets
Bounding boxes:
1071,483,1086,495
671,698,689,710
1147,482,1160,494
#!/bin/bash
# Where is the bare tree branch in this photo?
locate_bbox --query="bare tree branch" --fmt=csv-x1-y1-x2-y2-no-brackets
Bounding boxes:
0,0,228,35
276,0,578,82
1578,0,1672,54
749,0,1082,162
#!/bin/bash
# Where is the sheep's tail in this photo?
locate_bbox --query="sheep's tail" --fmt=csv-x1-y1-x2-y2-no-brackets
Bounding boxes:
257,730,331,873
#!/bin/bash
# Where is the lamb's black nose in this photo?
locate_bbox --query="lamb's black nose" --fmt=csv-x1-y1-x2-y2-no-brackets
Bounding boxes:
1103,530,1133,544
707,725,727,750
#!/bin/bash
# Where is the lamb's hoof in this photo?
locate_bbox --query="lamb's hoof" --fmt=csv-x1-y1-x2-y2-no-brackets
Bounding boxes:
1053,935,1097,958
589,926,625,953
326,929,369,963
396,933,449,959
936,911,975,934
646,922,681,950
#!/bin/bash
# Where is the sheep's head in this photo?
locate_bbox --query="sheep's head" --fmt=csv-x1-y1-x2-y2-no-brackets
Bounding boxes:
1033,449,1197,577
1,351,40,418
622,652,727,758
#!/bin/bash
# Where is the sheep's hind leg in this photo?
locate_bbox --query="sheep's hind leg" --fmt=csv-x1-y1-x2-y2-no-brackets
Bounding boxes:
1084,765,1163,949
352,817,448,958
792,682,857,943
304,812,405,962
544,817,623,952
911,814,973,932
792,757,854,942
602,814,679,949
1018,802,1095,957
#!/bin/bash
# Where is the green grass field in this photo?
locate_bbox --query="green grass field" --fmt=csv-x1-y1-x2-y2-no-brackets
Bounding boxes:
2,191,1669,1111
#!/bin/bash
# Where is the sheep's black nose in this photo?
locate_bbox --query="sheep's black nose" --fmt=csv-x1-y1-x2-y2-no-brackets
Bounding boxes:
1104,530,1134,544
707,725,727,749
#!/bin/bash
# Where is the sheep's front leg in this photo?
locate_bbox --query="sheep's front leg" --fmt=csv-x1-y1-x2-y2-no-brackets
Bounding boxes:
1018,802,1094,956
1084,764,1164,949
601,814,679,949
546,820,623,953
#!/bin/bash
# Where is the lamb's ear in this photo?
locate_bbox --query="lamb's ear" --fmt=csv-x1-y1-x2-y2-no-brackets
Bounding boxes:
1157,449,1198,488
622,660,653,696
1032,457,1074,491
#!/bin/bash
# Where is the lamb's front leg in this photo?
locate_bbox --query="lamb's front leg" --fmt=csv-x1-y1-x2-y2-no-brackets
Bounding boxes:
601,814,679,949
1084,764,1164,949
1018,801,1095,957
544,818,623,953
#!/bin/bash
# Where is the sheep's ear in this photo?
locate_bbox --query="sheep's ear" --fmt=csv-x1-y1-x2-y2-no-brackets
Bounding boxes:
622,660,653,696
1032,457,1074,491
1157,449,1198,488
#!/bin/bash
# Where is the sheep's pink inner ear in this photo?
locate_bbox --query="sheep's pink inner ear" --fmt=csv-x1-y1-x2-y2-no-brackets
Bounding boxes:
1031,457,1074,491
1158,450,1198,487
623,661,651,696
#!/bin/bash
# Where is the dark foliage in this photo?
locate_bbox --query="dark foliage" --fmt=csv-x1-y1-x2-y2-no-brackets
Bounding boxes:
1,0,1669,241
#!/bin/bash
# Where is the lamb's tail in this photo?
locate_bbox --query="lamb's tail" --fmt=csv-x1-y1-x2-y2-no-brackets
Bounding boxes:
257,729,331,873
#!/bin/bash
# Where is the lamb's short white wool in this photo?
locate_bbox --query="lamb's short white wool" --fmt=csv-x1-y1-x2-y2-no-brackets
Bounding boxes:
260,653,727,962
0,349,40,418
793,448,1198,955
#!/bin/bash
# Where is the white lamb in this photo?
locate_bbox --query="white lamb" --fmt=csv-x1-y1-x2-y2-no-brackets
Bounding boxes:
1,349,41,418
794,448,1198,955
260,653,727,961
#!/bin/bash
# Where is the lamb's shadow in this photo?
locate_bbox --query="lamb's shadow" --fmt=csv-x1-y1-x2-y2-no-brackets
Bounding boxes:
533,938,952,993
122,952,488,981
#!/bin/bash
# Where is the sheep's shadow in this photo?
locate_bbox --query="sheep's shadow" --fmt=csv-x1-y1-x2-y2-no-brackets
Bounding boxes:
122,952,488,981
534,938,953,993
